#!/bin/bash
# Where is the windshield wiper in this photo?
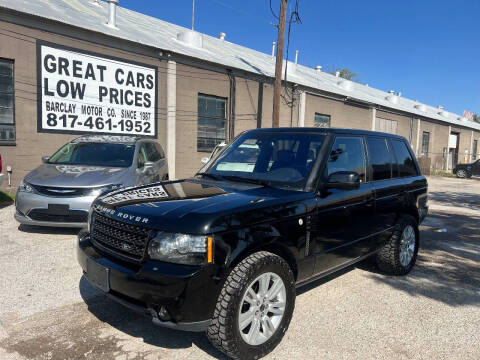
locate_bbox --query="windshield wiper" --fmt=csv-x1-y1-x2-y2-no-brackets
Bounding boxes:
221,175,272,188
197,173,224,181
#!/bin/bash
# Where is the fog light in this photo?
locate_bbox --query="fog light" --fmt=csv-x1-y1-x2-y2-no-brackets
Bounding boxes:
158,305,171,321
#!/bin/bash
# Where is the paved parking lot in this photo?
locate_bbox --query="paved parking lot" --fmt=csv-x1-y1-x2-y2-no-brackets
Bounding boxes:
0,176,479,360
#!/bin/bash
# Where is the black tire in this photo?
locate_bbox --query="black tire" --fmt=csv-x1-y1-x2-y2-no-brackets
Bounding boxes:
207,251,295,360
376,215,419,275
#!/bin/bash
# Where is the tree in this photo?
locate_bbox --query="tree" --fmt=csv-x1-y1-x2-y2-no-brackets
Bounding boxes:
473,113,480,124
327,67,358,81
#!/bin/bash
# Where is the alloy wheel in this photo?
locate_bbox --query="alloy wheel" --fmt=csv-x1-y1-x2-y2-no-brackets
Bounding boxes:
238,272,286,346
399,225,416,267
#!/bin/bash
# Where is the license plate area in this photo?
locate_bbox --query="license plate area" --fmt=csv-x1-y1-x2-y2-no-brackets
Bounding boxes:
86,258,110,292
48,204,69,215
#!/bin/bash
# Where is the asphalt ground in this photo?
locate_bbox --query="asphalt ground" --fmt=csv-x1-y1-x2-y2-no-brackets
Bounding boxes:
0,176,479,359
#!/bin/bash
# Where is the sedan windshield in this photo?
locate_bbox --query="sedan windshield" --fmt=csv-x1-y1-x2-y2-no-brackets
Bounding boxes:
204,132,325,188
48,142,136,168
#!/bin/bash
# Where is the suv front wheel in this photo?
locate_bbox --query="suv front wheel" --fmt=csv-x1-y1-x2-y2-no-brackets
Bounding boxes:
207,251,295,360
376,215,419,275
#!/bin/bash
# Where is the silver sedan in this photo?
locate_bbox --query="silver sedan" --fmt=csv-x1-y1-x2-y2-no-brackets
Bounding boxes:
15,135,168,228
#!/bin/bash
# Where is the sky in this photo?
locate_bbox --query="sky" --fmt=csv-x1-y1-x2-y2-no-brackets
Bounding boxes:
120,0,479,116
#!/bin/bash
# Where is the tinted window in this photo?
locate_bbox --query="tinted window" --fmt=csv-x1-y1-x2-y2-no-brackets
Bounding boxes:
208,132,325,188
137,145,147,168
144,142,161,162
391,140,418,177
326,136,366,182
366,137,392,181
49,142,135,168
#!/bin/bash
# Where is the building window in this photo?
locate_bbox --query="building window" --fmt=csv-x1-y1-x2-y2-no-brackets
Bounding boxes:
421,131,430,157
197,94,227,152
473,140,478,161
314,113,330,128
0,59,15,143
376,118,398,134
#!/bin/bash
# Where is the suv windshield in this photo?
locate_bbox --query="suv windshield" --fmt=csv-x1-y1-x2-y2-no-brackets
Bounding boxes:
203,132,325,188
48,142,136,168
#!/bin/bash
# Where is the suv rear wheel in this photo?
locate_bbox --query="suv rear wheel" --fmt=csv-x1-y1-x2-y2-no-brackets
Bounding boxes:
376,215,419,275
207,251,295,359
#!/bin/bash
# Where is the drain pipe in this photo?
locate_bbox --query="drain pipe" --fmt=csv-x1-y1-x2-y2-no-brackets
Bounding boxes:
106,0,119,28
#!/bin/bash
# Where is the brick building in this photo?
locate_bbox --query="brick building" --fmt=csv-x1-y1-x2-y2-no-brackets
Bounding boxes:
0,0,479,190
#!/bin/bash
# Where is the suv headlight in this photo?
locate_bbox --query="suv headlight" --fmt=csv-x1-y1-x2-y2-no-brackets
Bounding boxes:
148,233,213,265
18,180,35,193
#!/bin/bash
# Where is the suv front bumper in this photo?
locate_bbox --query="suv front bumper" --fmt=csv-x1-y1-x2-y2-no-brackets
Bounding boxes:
77,231,220,332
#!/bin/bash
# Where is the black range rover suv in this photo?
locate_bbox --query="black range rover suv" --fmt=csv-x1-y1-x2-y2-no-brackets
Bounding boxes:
77,128,428,359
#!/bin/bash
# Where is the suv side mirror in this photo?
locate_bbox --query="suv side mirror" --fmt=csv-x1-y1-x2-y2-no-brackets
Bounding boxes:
326,171,360,190
201,157,210,164
42,156,50,164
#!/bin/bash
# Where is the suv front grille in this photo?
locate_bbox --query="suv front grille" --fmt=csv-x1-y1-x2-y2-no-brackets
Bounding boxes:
91,212,151,261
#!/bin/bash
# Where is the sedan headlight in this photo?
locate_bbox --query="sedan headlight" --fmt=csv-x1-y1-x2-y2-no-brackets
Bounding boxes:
148,233,213,265
88,184,122,197
18,180,35,193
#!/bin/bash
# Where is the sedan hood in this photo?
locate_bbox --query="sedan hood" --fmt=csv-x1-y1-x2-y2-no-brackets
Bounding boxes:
24,164,129,187
94,179,310,233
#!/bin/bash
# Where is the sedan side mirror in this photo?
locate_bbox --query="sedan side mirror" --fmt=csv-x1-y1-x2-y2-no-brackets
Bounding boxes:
42,156,50,164
201,157,210,164
143,161,154,170
326,171,360,190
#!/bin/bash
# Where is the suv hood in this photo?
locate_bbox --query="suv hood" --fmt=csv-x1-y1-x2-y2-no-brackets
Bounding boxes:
24,164,129,187
94,179,310,233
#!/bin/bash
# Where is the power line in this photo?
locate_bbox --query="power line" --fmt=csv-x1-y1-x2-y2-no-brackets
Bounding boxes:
269,0,279,20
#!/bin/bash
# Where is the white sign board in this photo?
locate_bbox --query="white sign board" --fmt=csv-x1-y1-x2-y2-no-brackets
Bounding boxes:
448,133,458,148
37,42,157,137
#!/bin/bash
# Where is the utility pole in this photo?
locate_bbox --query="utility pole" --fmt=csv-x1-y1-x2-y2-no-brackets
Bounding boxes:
272,0,287,127
192,0,195,30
